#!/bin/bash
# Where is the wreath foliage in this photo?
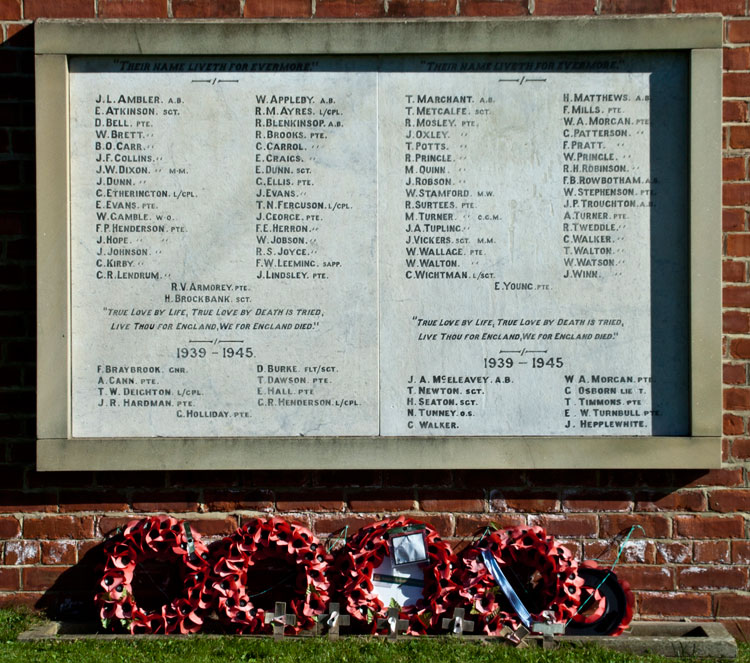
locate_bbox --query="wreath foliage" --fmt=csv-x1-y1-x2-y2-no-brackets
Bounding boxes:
332,516,459,634
207,516,332,634
456,525,584,635
96,515,211,634
566,560,634,636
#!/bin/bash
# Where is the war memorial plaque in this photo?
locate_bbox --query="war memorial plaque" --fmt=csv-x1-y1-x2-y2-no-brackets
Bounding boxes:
35,19,722,469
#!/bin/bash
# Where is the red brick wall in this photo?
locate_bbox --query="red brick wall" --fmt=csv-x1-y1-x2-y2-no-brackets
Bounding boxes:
1,0,749,640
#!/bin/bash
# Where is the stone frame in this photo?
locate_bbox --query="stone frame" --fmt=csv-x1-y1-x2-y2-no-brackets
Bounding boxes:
35,16,722,470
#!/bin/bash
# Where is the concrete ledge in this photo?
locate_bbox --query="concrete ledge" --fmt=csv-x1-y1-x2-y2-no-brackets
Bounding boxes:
18,620,738,658
565,622,738,659
35,16,723,55
37,436,722,471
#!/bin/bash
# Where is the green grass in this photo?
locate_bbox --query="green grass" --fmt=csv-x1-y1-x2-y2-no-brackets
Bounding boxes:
0,610,746,663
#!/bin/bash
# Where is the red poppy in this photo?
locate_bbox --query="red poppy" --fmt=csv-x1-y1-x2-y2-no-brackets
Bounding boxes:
456,525,584,635
95,515,211,635
207,517,332,634
332,516,458,635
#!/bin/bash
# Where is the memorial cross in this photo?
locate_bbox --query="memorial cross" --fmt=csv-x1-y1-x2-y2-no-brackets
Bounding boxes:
441,608,475,636
376,607,409,641
503,624,530,647
532,621,565,649
314,602,350,639
264,601,296,640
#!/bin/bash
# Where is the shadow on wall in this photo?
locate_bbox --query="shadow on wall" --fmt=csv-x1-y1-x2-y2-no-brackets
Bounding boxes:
36,542,106,621
0,24,36,215
0,24,37,446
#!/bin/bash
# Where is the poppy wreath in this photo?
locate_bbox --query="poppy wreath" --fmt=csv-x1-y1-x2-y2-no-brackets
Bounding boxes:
332,516,459,635
95,515,211,634
207,517,332,634
566,560,634,636
456,525,584,635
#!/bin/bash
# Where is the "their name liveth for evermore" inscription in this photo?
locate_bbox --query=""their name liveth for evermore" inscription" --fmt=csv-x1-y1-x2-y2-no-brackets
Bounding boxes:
69,54,691,439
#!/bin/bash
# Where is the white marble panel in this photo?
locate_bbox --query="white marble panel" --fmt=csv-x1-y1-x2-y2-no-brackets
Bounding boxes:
70,57,379,437
378,56,681,436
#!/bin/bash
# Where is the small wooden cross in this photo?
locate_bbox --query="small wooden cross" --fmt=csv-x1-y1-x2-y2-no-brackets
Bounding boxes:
441,608,475,636
264,601,296,640
532,621,564,649
531,622,565,636
376,607,409,641
315,602,350,639
504,624,530,647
